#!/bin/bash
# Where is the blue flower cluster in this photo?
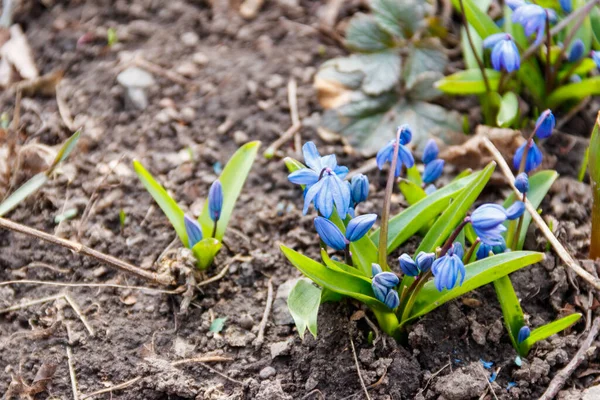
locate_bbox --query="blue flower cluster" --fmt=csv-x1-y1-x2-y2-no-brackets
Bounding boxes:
376,125,415,177
371,264,400,309
421,139,445,185
471,202,525,246
398,252,434,277
507,1,557,46
513,109,555,173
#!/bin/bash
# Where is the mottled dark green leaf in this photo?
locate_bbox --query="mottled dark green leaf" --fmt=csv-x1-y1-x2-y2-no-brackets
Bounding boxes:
345,13,395,52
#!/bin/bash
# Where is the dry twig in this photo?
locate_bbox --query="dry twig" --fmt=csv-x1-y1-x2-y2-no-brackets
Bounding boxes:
253,278,274,349
264,79,302,158
348,327,371,400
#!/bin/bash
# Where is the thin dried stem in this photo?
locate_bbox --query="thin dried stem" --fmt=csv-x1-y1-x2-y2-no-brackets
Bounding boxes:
459,0,491,93
63,294,95,337
80,377,142,399
348,327,371,400
253,278,274,349
0,279,182,294
66,345,80,400
0,294,64,314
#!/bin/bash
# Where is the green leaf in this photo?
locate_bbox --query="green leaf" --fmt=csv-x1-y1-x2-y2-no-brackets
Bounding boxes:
398,179,427,206
334,52,402,96
415,162,495,254
209,317,227,333
198,141,260,240
280,245,387,311
406,165,423,186
345,13,395,52
404,41,448,89
0,173,48,217
288,280,321,339
504,170,558,250
321,249,366,278
191,238,222,270
493,276,525,352
557,59,597,81
370,0,424,38
435,69,501,95
371,171,481,252
579,147,589,182
520,313,582,355
548,77,600,108
590,113,600,259
49,130,81,171
497,92,519,127
133,160,187,246
405,251,544,324
459,0,491,69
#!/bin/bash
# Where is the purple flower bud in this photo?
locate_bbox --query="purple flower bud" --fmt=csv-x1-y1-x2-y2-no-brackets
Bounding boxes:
416,251,435,273
506,201,525,220
371,263,383,277
350,174,369,205
514,172,529,194
568,39,585,62
513,141,543,173
422,159,445,184
422,139,439,164
184,214,203,248
399,253,420,277
208,180,223,222
517,325,531,344
314,217,347,251
345,214,377,242
384,290,400,309
534,109,555,139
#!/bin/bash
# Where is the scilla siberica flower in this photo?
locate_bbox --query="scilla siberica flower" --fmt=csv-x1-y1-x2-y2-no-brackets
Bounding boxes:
431,243,466,292
512,3,557,46
208,180,223,222
376,125,415,177
483,33,520,72
399,252,435,277
423,159,445,184
534,109,555,139
471,202,526,246
559,0,572,13
289,142,350,218
513,141,543,173
517,325,531,344
350,174,369,205
184,215,203,248
422,139,439,164
314,214,377,251
371,263,400,309
514,172,529,194
568,39,585,63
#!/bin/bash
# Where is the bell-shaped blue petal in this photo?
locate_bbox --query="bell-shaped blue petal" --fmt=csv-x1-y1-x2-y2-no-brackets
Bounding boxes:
425,184,437,195
384,290,400,309
483,32,508,49
560,0,572,13
490,36,521,72
376,141,395,171
376,126,415,177
514,172,529,194
534,109,555,139
399,253,420,277
398,145,415,171
422,159,444,184
371,263,383,277
350,174,369,205
513,4,555,46
304,171,351,218
517,325,531,344
506,201,525,220
314,217,347,251
568,39,584,62
346,214,377,242
288,169,319,186
513,141,543,173
398,125,412,145
184,214,203,248
506,0,526,11
472,204,508,230
432,253,466,292
302,141,322,171
208,180,224,222
451,242,464,259
422,139,439,164
416,251,435,273
373,272,400,289
476,243,494,260
372,281,388,304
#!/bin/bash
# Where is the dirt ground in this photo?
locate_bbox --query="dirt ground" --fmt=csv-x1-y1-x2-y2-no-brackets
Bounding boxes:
0,1,599,399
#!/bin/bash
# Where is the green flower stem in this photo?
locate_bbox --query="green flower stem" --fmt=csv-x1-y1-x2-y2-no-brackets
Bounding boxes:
372,309,402,341
511,192,527,251
544,11,553,94
378,129,402,270
212,220,218,239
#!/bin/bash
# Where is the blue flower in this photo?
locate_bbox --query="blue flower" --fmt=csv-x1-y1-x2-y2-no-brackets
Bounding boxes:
484,33,520,72
416,252,435,273
184,215,203,248
559,0,572,13
513,141,543,173
512,4,557,46
593,51,600,69
372,263,383,276
422,159,445,184
314,217,347,251
372,270,400,309
517,325,531,344
534,109,555,139
350,174,369,205
568,39,585,62
471,202,525,246
506,0,526,11
345,214,377,242
208,180,223,222
422,139,439,164
303,169,351,218
431,243,466,292
514,172,529,194
288,142,348,188
506,201,526,220
376,125,415,177
399,254,420,277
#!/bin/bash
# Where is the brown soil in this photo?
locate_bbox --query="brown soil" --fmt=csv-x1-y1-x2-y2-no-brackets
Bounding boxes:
0,1,598,399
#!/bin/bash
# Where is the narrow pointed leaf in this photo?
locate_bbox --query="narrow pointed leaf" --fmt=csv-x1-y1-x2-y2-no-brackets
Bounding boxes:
192,238,222,270
548,77,600,108
399,179,427,206
288,280,321,339
49,130,81,171
435,69,501,94
0,173,48,217
520,313,582,355
493,276,525,352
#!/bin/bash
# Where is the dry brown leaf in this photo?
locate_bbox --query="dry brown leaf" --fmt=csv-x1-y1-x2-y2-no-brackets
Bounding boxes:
17,69,64,97
0,25,39,87
314,74,354,110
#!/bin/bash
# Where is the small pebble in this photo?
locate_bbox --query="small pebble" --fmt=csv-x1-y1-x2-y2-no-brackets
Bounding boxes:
180,107,196,123
239,314,254,330
193,52,209,65
233,130,249,144
259,366,276,380
181,31,200,47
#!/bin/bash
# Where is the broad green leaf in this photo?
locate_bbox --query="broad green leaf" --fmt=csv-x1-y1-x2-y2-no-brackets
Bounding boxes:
50,130,81,171
198,141,260,240
520,313,582,355
504,170,558,250
345,13,395,52
557,59,597,81
0,173,48,217
334,52,402,96
133,160,187,246
435,69,501,94
404,41,448,89
192,238,222,270
398,179,427,205
407,71,444,102
406,165,423,186
493,276,525,352
548,77,600,108
371,171,481,252
497,92,519,127
280,245,387,311
415,162,495,254
209,317,227,333
405,251,544,324
288,280,321,339
370,0,424,38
